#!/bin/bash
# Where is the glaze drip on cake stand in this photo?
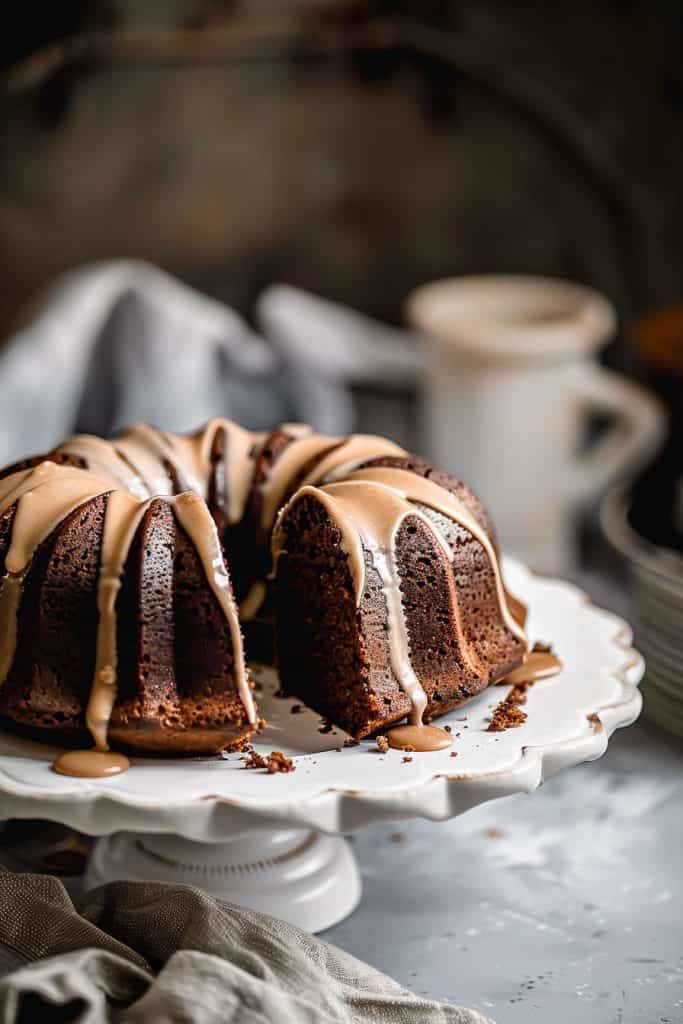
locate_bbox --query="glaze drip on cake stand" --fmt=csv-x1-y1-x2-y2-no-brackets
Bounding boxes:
500,648,563,685
53,749,130,778
386,724,453,752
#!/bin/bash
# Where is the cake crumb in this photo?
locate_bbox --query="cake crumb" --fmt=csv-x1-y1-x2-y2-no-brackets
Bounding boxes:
587,713,603,733
532,640,554,654
241,749,267,770
265,750,295,774
402,756,413,764
507,683,529,705
241,748,295,773
487,692,528,732
376,735,389,753
290,704,303,715
227,736,253,754
444,724,452,733
450,751,459,758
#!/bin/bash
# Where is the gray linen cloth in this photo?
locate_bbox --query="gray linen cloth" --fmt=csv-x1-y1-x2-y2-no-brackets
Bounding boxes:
0,872,491,1023
0,261,421,467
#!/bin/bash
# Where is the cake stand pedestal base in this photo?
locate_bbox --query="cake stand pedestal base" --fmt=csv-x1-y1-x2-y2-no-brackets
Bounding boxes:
83,828,362,933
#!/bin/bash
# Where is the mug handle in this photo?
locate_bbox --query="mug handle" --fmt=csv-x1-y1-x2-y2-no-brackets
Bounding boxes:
565,364,666,502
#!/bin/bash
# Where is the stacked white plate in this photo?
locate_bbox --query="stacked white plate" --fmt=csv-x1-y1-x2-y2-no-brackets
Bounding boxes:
602,486,683,737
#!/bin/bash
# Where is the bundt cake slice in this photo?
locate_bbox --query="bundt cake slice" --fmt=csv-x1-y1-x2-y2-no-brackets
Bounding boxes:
271,461,526,739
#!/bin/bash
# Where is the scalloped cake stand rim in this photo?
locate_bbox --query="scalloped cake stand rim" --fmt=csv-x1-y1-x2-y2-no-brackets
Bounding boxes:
0,560,643,841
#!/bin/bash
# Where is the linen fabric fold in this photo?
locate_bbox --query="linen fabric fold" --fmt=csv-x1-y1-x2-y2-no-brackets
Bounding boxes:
0,871,492,1024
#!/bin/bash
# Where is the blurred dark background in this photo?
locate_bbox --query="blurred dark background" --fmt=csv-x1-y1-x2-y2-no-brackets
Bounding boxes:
2,10,683,996
0,0,682,343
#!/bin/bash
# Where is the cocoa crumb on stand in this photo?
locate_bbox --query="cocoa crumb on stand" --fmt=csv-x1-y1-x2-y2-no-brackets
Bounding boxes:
241,749,296,773
507,683,529,705
487,693,527,732
265,750,295,773
241,749,267,770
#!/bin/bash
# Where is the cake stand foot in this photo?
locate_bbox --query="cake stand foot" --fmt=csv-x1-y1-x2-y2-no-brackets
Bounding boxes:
83,828,361,933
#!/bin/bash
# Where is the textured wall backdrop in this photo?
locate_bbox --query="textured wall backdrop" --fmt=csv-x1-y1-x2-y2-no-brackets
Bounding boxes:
0,1,680,349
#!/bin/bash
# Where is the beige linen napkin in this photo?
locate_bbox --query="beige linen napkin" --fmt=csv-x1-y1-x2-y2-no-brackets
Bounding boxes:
0,872,492,1023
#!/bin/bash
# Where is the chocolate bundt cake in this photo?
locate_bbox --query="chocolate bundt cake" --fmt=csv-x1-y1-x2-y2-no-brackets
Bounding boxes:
0,420,528,764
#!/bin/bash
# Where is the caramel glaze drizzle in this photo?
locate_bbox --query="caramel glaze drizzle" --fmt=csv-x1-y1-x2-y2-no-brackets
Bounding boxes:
53,488,256,780
239,427,406,620
273,466,530,753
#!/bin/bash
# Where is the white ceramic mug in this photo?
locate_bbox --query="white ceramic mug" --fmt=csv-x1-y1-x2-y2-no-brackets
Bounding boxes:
406,275,666,574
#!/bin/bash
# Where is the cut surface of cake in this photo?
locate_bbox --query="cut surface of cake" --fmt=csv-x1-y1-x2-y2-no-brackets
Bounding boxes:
0,419,529,766
271,459,526,739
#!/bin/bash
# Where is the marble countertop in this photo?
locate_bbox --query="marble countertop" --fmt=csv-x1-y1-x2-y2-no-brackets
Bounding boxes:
327,717,683,1022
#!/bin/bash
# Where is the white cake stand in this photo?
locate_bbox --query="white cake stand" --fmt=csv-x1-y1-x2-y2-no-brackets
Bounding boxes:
0,560,642,932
